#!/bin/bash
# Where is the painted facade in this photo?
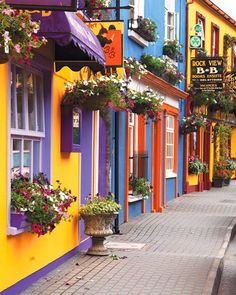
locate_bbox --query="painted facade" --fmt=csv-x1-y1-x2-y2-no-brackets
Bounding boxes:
185,0,236,193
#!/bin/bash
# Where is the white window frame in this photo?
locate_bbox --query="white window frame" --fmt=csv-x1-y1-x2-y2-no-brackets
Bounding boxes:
130,0,144,20
10,64,45,180
164,0,179,41
166,115,175,176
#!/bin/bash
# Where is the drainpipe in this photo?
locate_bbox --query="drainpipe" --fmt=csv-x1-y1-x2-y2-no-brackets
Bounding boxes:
114,0,120,234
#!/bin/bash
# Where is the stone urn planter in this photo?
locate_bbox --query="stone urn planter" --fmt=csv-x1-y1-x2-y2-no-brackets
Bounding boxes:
81,213,118,256
79,193,121,256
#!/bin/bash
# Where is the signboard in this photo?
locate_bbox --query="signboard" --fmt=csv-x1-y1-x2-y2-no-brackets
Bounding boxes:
86,21,124,67
193,24,202,33
191,57,224,90
224,72,236,90
190,35,202,49
6,0,77,11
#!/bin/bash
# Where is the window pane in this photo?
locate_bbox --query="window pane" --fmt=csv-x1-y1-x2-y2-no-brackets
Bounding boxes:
12,139,21,176
23,140,31,177
27,73,36,130
16,67,24,129
33,141,40,175
11,66,16,128
73,108,80,145
36,75,44,132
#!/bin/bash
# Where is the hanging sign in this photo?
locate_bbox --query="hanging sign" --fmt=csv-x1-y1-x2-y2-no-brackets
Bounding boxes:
190,35,202,49
6,0,77,11
86,21,124,67
191,57,224,90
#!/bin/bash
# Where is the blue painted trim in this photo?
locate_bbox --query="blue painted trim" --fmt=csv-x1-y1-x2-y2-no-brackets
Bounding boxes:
1,238,91,295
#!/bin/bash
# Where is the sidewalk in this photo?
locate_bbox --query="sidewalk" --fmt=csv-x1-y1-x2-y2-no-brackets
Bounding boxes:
21,181,236,295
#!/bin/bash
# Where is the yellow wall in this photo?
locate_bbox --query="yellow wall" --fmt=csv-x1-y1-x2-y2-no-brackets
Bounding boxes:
186,0,236,185
231,127,236,158
0,65,82,292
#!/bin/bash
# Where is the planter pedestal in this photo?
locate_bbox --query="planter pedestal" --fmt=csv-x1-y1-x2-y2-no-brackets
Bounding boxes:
87,237,109,256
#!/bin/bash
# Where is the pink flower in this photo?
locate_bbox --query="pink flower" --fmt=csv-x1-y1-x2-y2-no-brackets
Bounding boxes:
2,31,11,43
14,44,21,53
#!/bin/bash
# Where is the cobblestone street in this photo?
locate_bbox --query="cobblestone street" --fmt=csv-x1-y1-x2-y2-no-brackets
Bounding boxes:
21,182,236,295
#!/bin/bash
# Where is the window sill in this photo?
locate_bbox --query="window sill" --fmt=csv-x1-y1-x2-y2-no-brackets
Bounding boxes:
7,226,29,236
128,30,149,48
166,171,177,179
128,194,145,203
162,55,178,66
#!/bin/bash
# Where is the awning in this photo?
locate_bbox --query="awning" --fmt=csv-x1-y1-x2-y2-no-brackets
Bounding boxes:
32,11,105,72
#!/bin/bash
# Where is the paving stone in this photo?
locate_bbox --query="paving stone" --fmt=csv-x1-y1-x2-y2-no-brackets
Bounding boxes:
19,181,236,295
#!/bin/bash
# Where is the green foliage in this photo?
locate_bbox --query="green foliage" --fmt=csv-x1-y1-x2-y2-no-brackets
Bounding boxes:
129,175,151,200
137,17,158,42
141,54,184,86
188,156,208,175
163,40,182,60
213,123,232,159
79,193,121,215
180,113,210,134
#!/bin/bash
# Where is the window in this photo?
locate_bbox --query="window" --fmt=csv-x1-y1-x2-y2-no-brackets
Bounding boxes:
196,13,205,49
232,43,236,71
165,0,179,40
130,0,144,20
166,115,175,171
211,24,219,56
11,64,45,179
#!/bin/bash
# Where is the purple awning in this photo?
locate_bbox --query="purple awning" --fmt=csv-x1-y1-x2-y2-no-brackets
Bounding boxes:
32,11,105,71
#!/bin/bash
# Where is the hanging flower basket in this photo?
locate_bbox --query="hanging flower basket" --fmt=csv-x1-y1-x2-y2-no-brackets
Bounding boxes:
180,113,210,134
62,76,128,113
0,1,47,64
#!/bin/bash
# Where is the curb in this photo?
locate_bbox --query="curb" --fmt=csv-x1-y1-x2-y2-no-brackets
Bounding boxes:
202,217,236,295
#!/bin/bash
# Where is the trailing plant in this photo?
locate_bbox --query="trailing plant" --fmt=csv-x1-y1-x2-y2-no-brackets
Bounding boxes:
0,1,47,64
223,34,235,56
129,175,152,200
79,193,121,215
136,16,158,42
213,122,232,159
62,75,128,112
163,39,182,60
180,113,210,134
126,87,164,121
141,54,184,86
188,155,208,175
124,57,147,78
208,90,235,114
11,173,76,236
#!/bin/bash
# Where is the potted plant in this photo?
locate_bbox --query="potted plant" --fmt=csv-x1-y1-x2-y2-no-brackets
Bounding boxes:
79,193,121,256
213,160,232,187
188,156,208,175
163,40,182,60
126,87,164,121
11,173,76,236
62,75,128,112
180,113,210,134
129,175,152,200
136,16,158,42
82,0,111,20
0,1,47,64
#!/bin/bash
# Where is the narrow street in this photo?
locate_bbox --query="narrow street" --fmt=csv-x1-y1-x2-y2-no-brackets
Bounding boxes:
21,182,236,295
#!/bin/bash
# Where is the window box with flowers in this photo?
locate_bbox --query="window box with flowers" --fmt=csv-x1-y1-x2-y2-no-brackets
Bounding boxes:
125,88,164,121
141,55,184,86
0,1,47,64
129,16,158,43
10,173,76,236
180,113,210,134
188,156,208,175
124,57,147,79
129,175,152,200
163,40,182,60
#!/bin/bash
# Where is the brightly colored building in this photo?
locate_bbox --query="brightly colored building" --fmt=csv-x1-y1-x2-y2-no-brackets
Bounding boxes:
185,0,236,193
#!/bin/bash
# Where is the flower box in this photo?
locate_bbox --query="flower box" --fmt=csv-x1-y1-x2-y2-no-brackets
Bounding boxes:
11,212,29,229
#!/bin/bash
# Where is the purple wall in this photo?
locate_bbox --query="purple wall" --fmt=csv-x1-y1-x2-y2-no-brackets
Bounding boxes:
98,116,107,196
